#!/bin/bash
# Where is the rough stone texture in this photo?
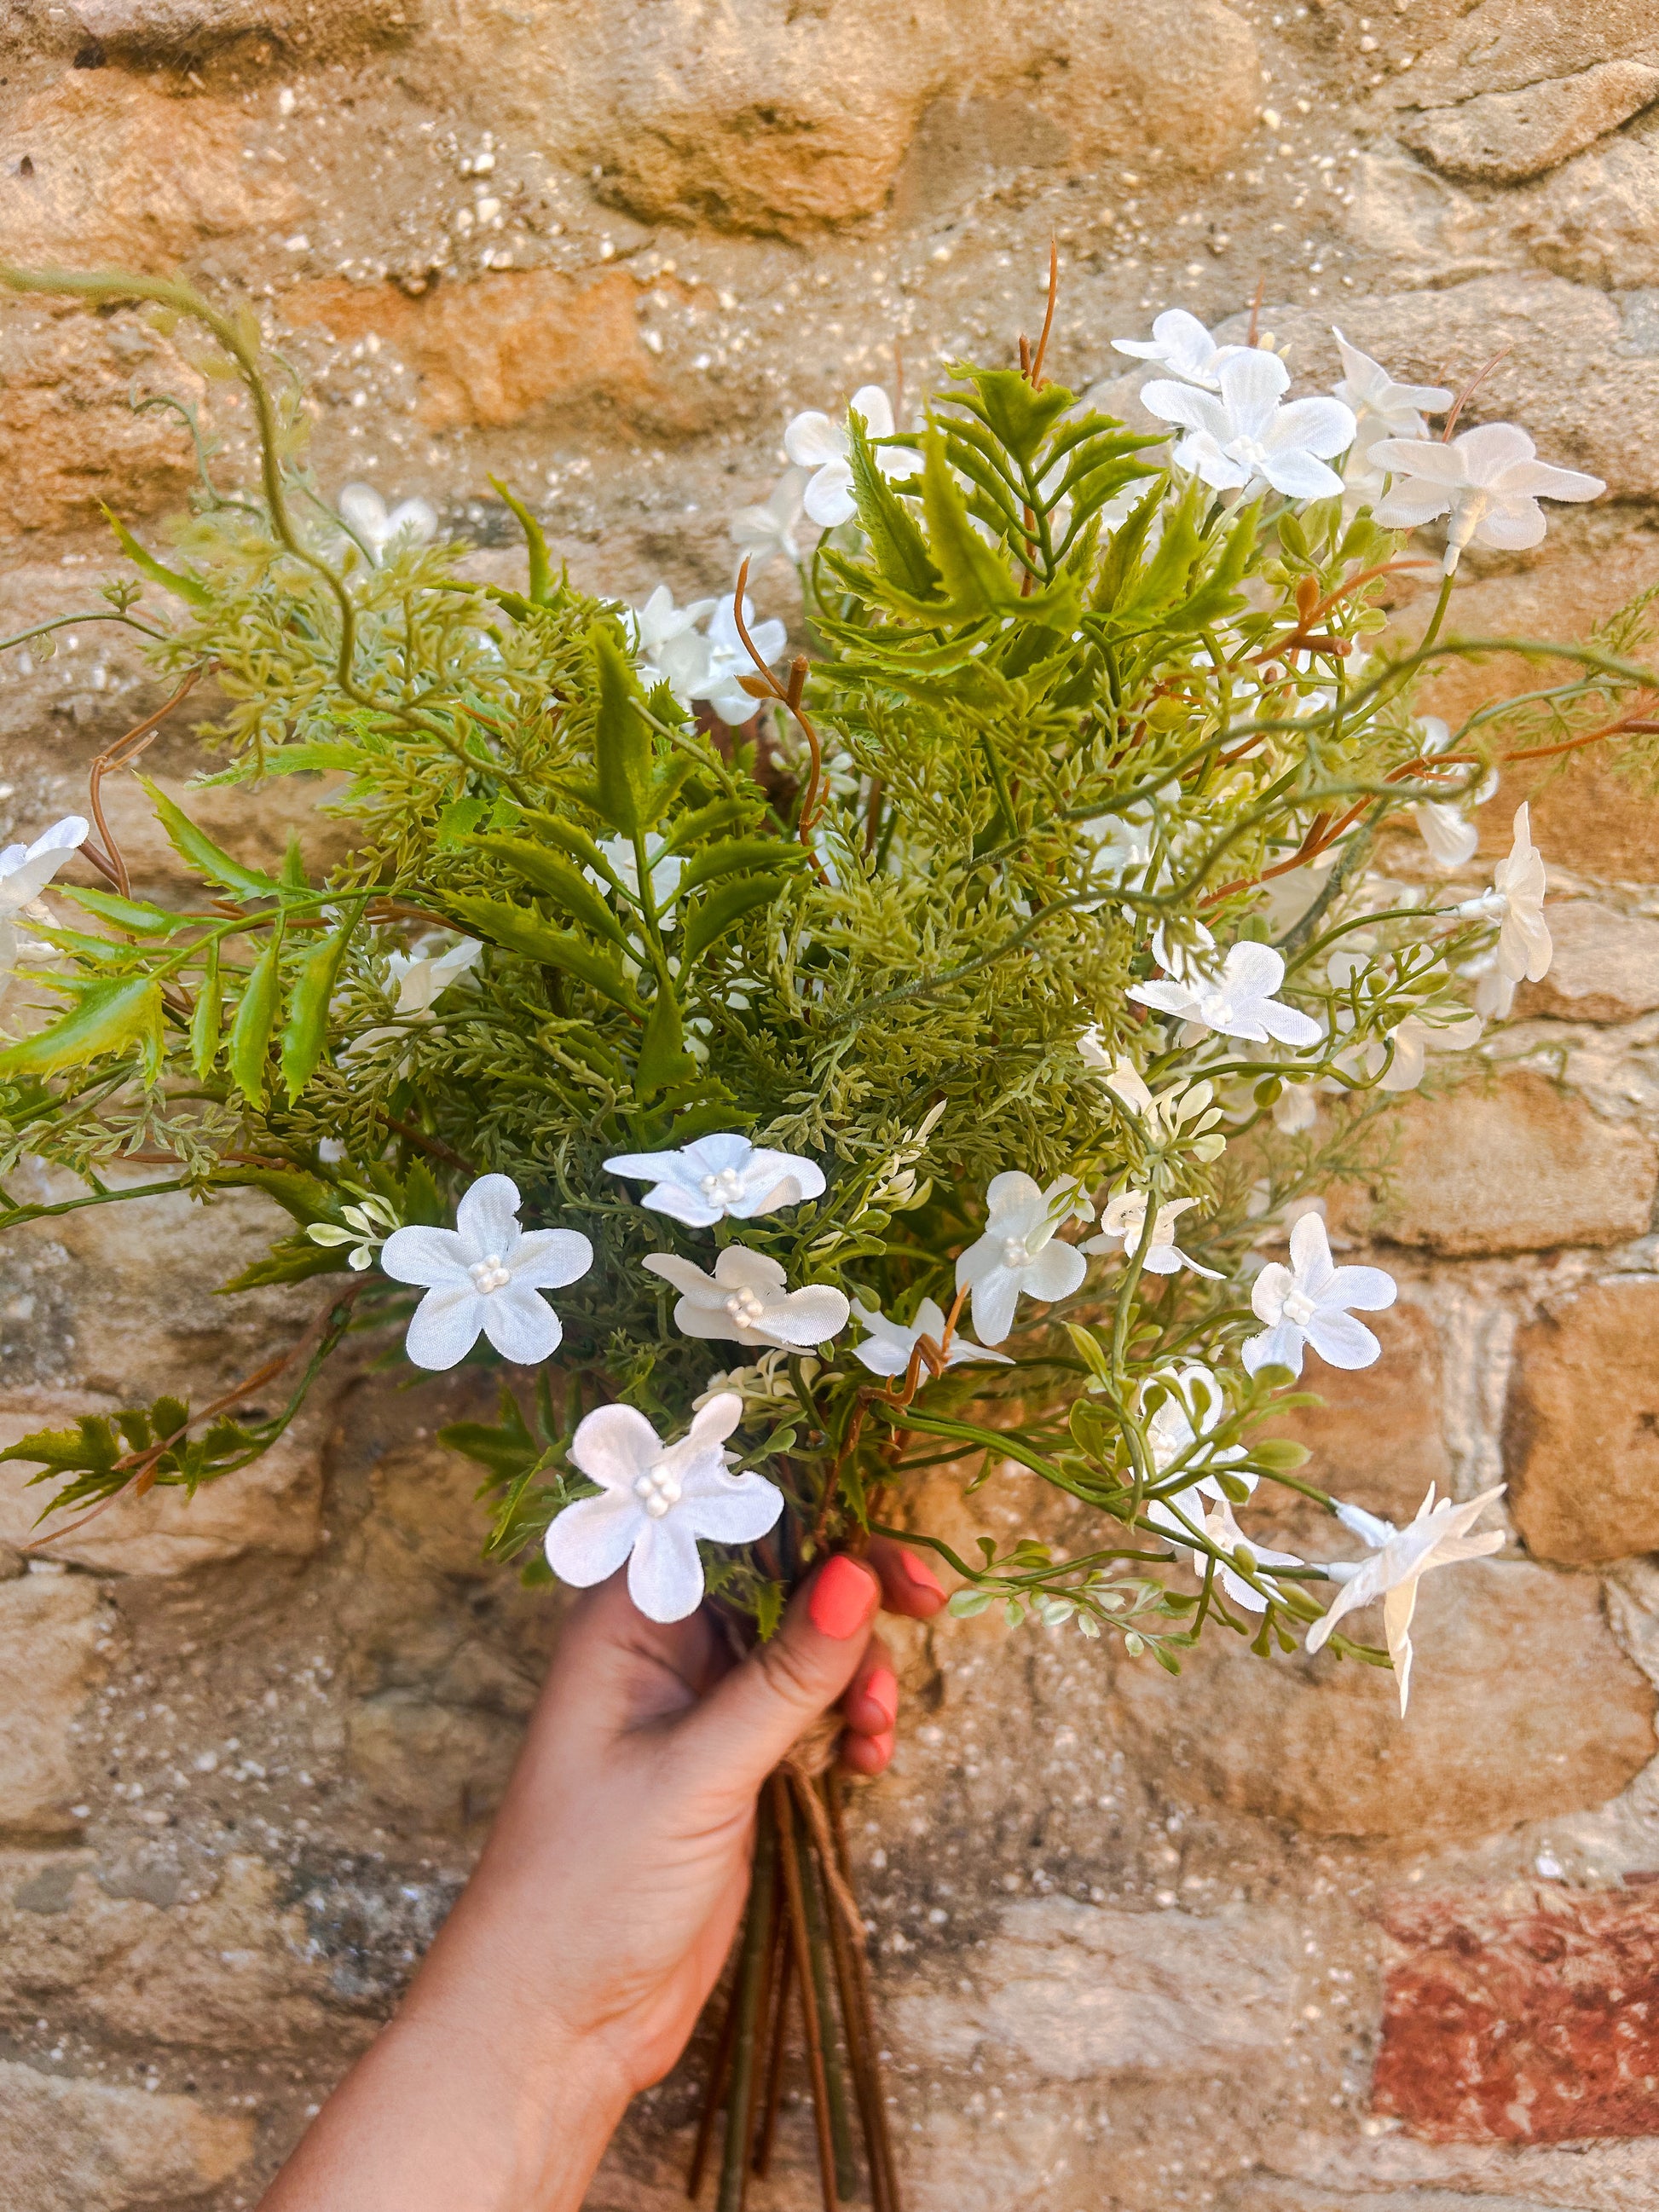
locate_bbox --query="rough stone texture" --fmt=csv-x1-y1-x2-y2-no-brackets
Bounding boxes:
0,1572,108,1839
1518,901,1659,1024
11,4,1659,2205
1339,1071,1658,1256
1375,1887,1659,2143
0,2058,253,2211
1505,1279,1659,1564
1114,1561,1656,1845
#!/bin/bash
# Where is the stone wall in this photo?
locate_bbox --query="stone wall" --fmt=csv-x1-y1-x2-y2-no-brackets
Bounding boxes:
4,2,1659,2205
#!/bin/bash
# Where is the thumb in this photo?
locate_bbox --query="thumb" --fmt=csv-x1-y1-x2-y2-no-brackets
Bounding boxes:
673,1556,882,1810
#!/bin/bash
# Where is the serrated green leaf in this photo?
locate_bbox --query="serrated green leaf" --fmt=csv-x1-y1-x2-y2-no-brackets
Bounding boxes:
488,476,555,605
962,367,1074,465
448,894,638,1010
848,415,940,604
470,835,628,947
0,975,164,1079
138,779,280,901
677,836,796,896
635,988,691,1094
101,507,211,609
519,810,616,881
659,796,760,855
921,429,1022,616
61,887,193,937
590,624,651,835
680,874,787,966
191,938,222,1080
436,795,492,846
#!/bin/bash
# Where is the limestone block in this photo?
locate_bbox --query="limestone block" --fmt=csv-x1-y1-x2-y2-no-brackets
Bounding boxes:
286,269,707,438
1337,1071,1656,1256
1114,1560,1655,1844
1505,1278,1659,1564
0,1574,107,1839
1518,901,1659,1024
0,2059,252,2212
1400,61,1659,184
1375,1886,1659,2142
1509,120,1659,289
0,72,305,270
897,1896,1299,2082
0,1392,323,1574
69,0,408,58
1382,0,1659,124
347,1690,523,1831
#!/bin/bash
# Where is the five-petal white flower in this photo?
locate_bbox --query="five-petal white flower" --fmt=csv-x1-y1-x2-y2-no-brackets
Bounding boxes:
544,1393,783,1623
1130,937,1321,1048
0,816,88,967
606,1134,825,1227
338,482,438,563
1084,1192,1222,1279
630,584,716,705
1242,1212,1396,1378
1330,329,1452,494
1307,1482,1506,1712
849,1297,1012,1379
380,1173,593,1369
1370,423,1604,573
955,1173,1090,1347
730,468,809,575
1112,310,1244,390
783,385,923,528
643,1245,850,1349
1458,801,1551,982
1142,349,1356,501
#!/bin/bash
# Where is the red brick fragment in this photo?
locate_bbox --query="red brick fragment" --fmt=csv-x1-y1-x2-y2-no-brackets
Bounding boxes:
1374,1888,1659,2142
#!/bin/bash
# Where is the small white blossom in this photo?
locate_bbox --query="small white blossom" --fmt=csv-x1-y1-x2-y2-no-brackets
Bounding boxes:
955,1173,1090,1347
380,1173,593,1369
387,935,483,1017
606,1133,825,1227
1190,1498,1304,1614
643,1245,850,1349
544,1394,783,1623
850,1297,1012,1380
1130,938,1322,1048
693,1348,818,1414
783,385,922,528
338,482,438,562
1307,1482,1506,1712
1413,801,1479,870
1375,1009,1483,1093
1330,328,1452,494
1142,349,1356,501
1242,1212,1396,1378
1370,424,1604,573
1112,309,1244,390
0,816,88,967
1272,1082,1319,1134
1084,1192,1222,1279
1458,801,1551,983
305,1191,402,1272
730,468,809,575
696,593,788,725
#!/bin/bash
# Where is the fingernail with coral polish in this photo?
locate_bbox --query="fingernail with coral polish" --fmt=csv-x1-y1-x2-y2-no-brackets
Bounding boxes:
810,1555,877,1640
899,1549,946,1603
861,1665,899,1730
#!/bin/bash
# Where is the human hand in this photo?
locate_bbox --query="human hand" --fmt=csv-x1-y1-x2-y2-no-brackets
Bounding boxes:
262,1539,946,2212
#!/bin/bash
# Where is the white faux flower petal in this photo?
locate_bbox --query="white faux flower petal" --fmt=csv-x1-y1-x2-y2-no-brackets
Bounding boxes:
403,1284,488,1369
569,1402,662,1490
455,1173,525,1257
627,1515,708,1621
0,816,90,914
510,1227,597,1291
379,1225,467,1289
605,1133,825,1225
545,1488,642,1586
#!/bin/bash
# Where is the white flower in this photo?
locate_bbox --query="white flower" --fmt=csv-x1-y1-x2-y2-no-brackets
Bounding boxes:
379,1173,593,1369
849,1297,1012,1379
643,1245,850,1349
1191,1498,1304,1614
1130,938,1322,1048
387,935,483,1017
0,816,88,967
1142,349,1356,501
1306,1482,1506,1712
1111,310,1244,390
696,593,789,726
1330,329,1452,494
1458,801,1551,983
730,468,809,575
1272,1082,1319,1134
1413,801,1479,870
338,482,438,562
606,1133,825,1227
591,834,683,923
1370,424,1604,573
1376,1009,1483,1093
628,586,717,707
783,385,923,528
1242,1212,1396,1378
544,1394,783,1624
1465,950,1516,1020
955,1173,1090,1347
1083,1192,1222,1279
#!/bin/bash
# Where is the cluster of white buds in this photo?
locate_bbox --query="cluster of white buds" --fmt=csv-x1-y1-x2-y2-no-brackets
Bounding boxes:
306,1191,402,1272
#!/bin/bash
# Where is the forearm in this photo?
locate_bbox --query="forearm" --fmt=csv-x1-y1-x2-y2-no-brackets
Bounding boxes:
260,1929,630,2212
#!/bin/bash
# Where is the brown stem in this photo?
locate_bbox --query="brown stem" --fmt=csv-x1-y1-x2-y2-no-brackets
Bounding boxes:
687,1969,743,2201
824,1777,900,2212
772,1774,839,2211
792,1795,860,2201
1442,346,1512,440
752,1919,795,2180
731,557,830,880
1246,271,1266,350
86,666,207,900
1027,240,1060,390
715,1799,777,2212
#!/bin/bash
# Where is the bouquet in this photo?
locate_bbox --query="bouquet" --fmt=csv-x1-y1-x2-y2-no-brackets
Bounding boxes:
0,258,1646,2209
